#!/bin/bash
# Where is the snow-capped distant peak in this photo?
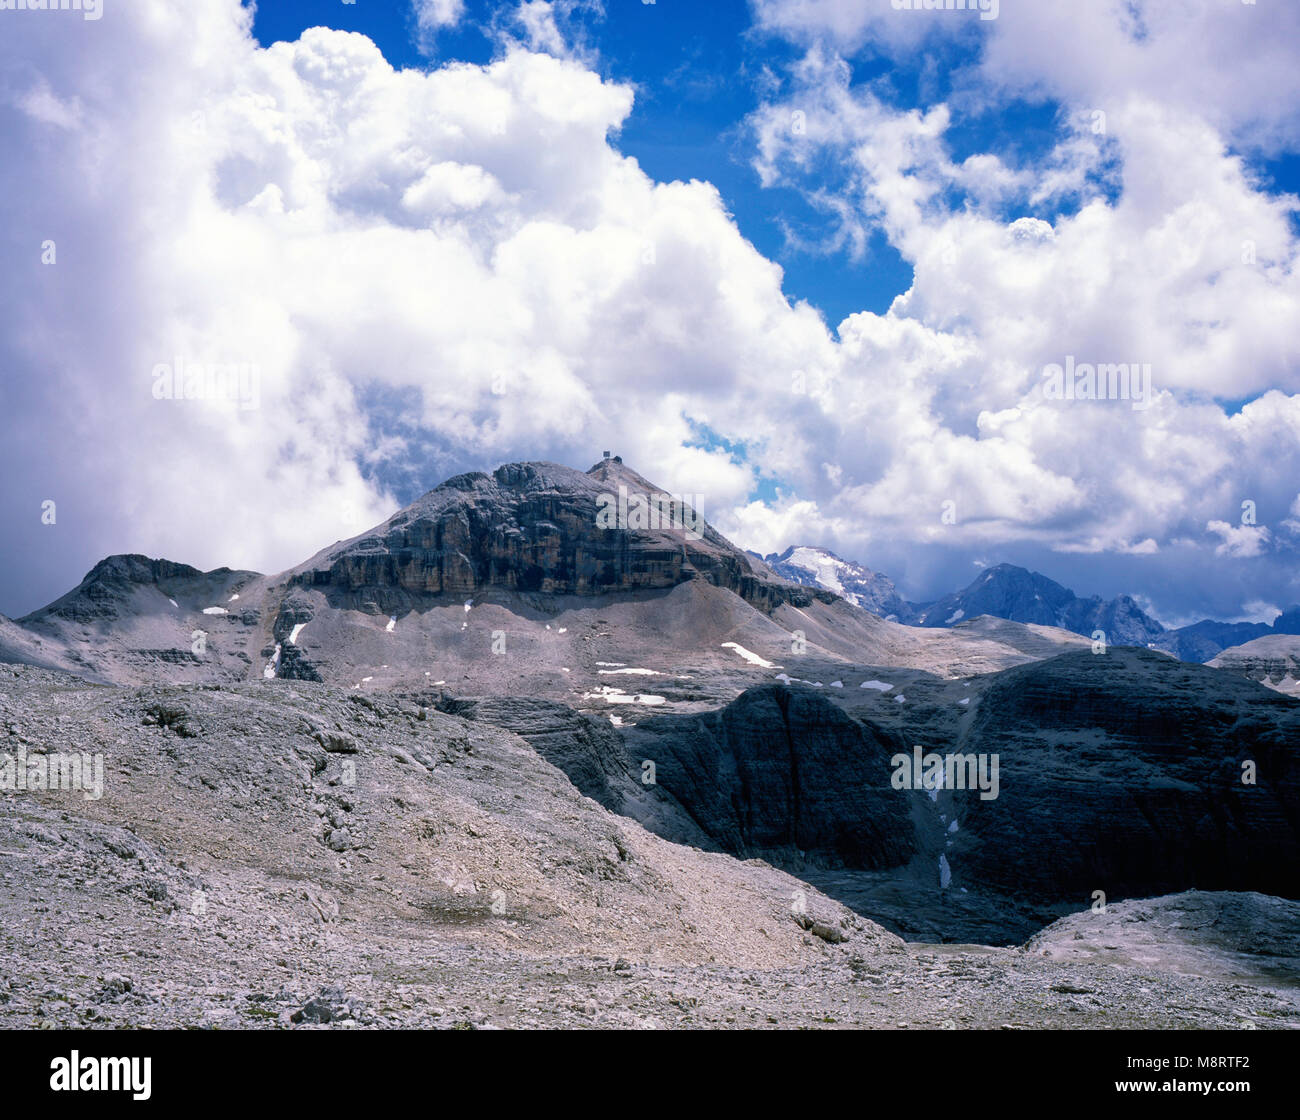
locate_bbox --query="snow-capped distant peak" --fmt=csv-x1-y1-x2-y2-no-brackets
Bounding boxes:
785,547,852,600
764,546,909,619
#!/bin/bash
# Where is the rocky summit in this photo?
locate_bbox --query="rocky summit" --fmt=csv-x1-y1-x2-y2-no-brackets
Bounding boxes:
292,460,825,611
2,458,1298,1030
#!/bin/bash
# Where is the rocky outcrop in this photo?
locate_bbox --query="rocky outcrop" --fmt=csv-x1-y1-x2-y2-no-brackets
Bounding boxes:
291,460,833,614
269,591,322,682
1025,891,1300,982
950,649,1300,902
622,684,918,869
607,650,1300,927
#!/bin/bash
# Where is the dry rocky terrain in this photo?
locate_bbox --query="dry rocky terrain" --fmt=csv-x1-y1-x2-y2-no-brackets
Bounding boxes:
1,665,1296,1030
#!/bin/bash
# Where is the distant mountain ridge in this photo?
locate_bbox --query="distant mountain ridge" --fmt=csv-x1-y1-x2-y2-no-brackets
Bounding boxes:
8,468,1297,690
768,547,1300,660
913,563,1164,647
2,459,1086,691
1152,606,1300,662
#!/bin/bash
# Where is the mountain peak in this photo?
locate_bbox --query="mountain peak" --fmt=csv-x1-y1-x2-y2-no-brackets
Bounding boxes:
21,554,256,627
584,455,663,494
291,458,826,613
916,563,1164,644
764,545,909,619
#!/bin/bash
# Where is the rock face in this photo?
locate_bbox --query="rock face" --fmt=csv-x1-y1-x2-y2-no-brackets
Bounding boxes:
950,649,1300,902
439,696,631,802
913,563,1165,646
0,460,1110,691
622,685,918,870
292,460,830,614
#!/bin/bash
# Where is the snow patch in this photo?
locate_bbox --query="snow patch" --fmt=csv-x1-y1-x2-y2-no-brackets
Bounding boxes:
860,680,893,692
581,686,666,706
938,854,952,889
289,623,306,645
263,644,281,680
945,609,965,624
202,606,228,616
599,668,661,676
385,616,396,632
721,642,776,668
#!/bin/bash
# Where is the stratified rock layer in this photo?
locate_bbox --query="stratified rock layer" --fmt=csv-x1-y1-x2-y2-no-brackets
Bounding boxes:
623,684,917,869
291,460,828,613
952,649,1300,901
